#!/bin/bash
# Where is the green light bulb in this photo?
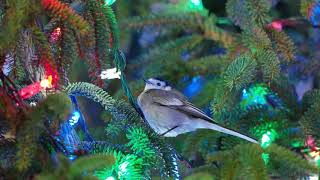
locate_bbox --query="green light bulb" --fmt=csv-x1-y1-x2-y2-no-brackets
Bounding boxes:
119,161,129,173
188,0,204,10
105,0,116,5
260,130,277,148
191,0,201,6
261,133,271,144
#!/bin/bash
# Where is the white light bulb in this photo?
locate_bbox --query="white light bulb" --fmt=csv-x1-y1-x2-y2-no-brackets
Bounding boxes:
100,68,121,80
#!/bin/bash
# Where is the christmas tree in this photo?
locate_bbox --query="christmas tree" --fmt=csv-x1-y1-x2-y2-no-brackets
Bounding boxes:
1,0,320,179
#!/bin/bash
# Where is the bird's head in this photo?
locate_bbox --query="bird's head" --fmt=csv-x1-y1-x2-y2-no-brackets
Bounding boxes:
143,78,172,91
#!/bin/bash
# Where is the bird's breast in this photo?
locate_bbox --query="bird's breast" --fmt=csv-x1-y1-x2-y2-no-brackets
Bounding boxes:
141,103,186,135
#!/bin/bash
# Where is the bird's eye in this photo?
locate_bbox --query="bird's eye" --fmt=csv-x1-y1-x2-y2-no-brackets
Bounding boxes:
157,83,161,86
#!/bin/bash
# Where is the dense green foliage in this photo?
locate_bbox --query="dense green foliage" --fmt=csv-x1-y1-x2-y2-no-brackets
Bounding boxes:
1,0,320,179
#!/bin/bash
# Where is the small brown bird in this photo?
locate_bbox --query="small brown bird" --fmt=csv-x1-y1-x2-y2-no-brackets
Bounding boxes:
138,78,258,143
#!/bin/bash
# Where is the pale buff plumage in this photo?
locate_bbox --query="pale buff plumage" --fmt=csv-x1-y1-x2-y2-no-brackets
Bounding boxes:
138,78,258,144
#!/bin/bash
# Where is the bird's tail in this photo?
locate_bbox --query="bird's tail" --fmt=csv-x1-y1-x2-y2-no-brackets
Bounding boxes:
196,120,259,144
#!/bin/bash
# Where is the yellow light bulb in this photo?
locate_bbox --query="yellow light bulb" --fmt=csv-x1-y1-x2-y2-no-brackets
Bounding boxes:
40,75,53,88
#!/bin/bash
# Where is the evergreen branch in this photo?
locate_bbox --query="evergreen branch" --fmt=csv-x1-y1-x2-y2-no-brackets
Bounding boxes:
266,144,318,178
37,154,115,180
246,0,271,27
126,128,156,162
203,16,237,47
103,4,120,51
300,0,315,19
121,12,235,47
0,141,16,172
211,84,241,122
226,0,271,29
303,56,320,75
126,127,157,177
87,0,109,67
11,36,28,82
186,164,220,178
76,10,96,58
94,151,144,180
0,0,38,52
120,12,203,31
270,75,298,111
156,143,181,179
0,1,4,24
254,49,280,83
0,88,23,132
182,130,220,157
64,82,141,123
302,89,320,109
131,35,203,66
58,24,78,85
242,28,272,51
15,30,54,84
31,26,53,61
223,54,257,91
69,154,115,178
187,55,230,75
86,0,121,86
44,17,60,33
143,53,187,82
16,93,71,171
102,5,126,75
218,136,246,151
211,54,258,122
144,54,229,84
266,29,296,62
41,0,90,34
78,141,126,154
185,172,215,180
299,97,320,138
226,0,249,27
206,144,268,180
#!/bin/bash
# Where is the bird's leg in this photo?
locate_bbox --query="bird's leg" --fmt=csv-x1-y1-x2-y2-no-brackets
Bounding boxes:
160,125,179,136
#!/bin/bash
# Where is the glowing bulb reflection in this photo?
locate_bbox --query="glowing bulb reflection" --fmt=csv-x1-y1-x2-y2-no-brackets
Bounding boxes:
105,177,115,180
69,111,80,126
191,0,201,6
118,161,129,177
105,0,116,5
40,75,53,88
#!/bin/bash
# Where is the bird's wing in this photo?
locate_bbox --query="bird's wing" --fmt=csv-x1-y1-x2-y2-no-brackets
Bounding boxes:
147,89,217,123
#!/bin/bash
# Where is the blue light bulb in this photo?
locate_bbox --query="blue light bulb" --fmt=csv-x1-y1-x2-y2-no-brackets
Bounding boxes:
310,4,320,26
72,111,80,120
69,111,80,126
183,75,205,98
